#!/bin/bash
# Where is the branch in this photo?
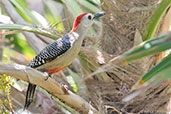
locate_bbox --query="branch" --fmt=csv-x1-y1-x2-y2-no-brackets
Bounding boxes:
0,62,97,113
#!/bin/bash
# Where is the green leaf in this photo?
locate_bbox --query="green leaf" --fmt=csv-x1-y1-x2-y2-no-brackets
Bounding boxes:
149,66,171,87
143,0,171,40
121,32,171,62
0,24,60,40
141,53,171,83
134,63,171,91
9,0,32,23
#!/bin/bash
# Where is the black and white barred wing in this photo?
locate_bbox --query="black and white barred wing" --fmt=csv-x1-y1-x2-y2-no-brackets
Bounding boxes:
28,34,71,68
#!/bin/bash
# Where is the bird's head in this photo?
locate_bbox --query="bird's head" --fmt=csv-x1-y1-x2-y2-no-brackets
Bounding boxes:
71,12,105,32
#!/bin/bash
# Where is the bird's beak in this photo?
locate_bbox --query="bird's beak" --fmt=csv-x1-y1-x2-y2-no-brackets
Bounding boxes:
93,12,105,20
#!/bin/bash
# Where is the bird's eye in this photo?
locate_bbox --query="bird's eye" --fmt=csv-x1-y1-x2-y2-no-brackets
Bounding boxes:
88,15,92,20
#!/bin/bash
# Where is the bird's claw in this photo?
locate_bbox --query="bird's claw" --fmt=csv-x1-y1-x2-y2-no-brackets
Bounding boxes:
44,72,51,81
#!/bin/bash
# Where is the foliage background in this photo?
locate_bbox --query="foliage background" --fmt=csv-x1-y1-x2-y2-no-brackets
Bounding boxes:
0,0,170,113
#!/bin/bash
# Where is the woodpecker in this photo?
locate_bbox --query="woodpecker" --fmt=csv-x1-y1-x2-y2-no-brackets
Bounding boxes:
24,12,105,109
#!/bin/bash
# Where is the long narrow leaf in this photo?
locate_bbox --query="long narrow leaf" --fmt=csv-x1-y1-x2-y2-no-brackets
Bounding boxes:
132,53,171,91
121,32,171,62
9,0,32,23
149,66,171,87
143,0,171,40
0,24,60,40
141,53,171,83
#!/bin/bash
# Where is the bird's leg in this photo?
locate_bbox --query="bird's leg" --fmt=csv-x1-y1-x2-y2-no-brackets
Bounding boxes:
44,72,51,80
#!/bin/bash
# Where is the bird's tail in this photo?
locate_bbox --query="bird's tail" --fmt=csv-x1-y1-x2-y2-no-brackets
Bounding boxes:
24,84,36,110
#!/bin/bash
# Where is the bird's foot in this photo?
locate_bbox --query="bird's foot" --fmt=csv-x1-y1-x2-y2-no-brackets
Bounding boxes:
44,72,51,80
60,82,69,95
